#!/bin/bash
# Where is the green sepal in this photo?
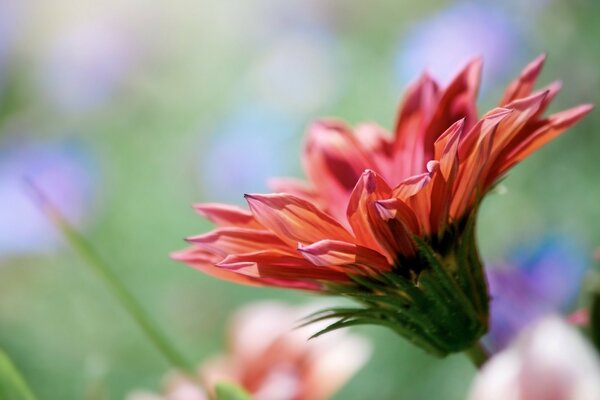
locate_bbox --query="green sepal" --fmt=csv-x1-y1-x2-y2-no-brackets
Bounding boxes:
314,216,489,357
214,381,253,400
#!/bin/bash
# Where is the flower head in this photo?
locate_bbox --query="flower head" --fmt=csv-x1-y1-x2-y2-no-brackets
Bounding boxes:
175,56,591,355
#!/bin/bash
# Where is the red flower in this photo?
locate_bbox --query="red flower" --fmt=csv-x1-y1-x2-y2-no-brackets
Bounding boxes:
174,56,591,355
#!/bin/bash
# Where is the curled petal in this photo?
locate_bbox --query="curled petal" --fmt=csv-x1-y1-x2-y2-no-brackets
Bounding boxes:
299,240,390,272
245,193,354,246
193,203,262,228
392,172,431,201
218,251,350,283
347,169,392,253
375,198,420,234
171,247,264,287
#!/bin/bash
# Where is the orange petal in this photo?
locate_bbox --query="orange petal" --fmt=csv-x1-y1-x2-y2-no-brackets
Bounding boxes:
391,172,431,201
424,58,482,156
393,73,441,178
245,193,355,246
498,104,593,175
186,227,291,256
452,109,511,218
347,170,393,253
171,247,265,287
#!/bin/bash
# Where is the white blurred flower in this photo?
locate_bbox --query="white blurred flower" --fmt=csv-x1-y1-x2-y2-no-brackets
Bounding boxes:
469,316,600,400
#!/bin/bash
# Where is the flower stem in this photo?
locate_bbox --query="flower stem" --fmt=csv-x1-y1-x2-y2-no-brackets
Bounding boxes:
26,181,194,374
465,341,489,369
0,348,37,400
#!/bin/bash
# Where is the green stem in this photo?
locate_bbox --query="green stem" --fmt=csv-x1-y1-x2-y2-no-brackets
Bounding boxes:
27,182,193,374
464,341,489,369
0,348,37,400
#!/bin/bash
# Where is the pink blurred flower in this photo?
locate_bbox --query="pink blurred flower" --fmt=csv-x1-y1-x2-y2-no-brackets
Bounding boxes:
128,302,371,400
469,316,600,400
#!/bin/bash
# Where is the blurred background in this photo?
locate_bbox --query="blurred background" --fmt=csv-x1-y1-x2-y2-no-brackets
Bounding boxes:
1,0,599,398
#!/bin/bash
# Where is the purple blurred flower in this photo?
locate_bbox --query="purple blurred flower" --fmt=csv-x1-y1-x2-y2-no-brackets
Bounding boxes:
395,3,525,86
0,138,97,257
198,107,299,204
484,238,587,352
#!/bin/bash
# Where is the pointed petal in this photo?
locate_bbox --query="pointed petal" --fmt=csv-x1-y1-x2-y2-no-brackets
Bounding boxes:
186,227,290,256
245,193,354,246
490,91,550,160
193,203,262,228
298,239,390,271
498,104,593,175
499,54,546,105
424,58,482,155
452,109,511,218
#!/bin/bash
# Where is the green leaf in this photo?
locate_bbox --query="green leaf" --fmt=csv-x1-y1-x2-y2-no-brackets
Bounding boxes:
214,381,252,400
0,349,37,400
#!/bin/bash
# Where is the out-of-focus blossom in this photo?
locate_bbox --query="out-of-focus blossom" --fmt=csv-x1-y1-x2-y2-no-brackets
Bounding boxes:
395,3,524,86
38,17,138,113
485,239,588,352
198,107,298,204
175,56,591,355
0,138,96,257
127,302,371,400
469,316,600,400
248,28,340,115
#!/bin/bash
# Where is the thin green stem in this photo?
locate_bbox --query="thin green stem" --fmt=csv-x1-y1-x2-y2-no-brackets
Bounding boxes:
26,181,194,374
0,348,37,400
464,341,489,369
